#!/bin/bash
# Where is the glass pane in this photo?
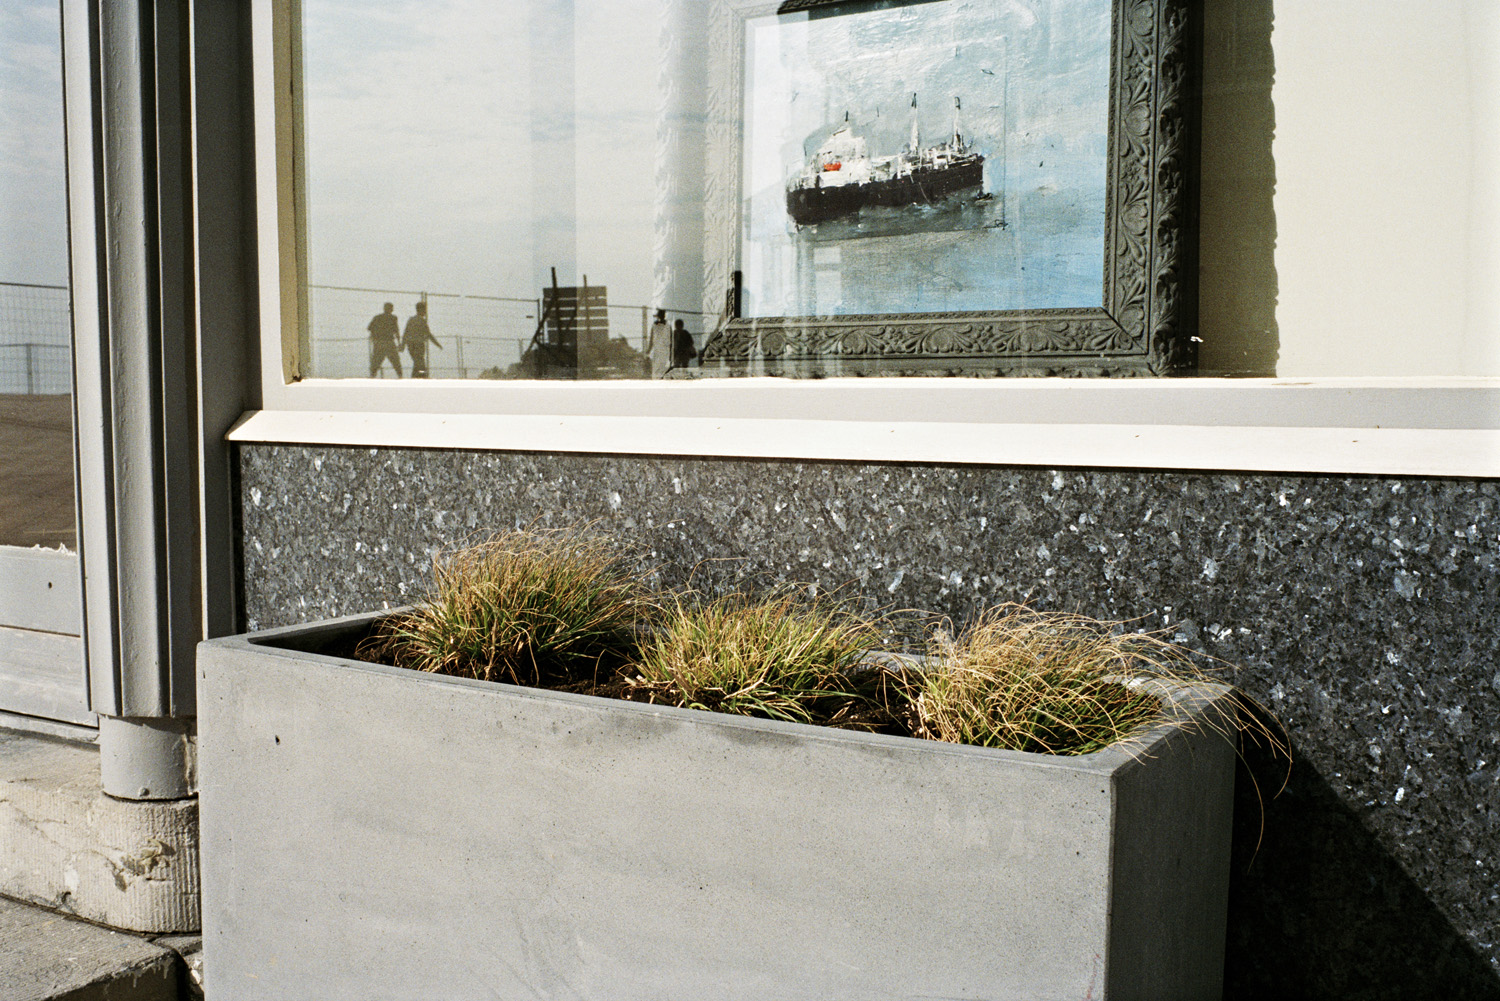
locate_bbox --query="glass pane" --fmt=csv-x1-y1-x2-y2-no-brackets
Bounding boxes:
294,0,1142,381
0,0,75,548
294,1,1500,383
298,0,676,380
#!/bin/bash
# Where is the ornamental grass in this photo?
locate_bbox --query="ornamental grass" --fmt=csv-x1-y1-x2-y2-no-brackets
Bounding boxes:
363,529,653,688
364,533,1282,763
621,590,886,728
903,604,1220,756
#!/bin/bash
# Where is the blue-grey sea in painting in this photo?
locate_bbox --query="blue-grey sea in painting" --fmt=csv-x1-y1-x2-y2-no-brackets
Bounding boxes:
741,0,1110,318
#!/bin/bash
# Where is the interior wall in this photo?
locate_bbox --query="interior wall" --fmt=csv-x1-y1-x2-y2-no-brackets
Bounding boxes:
1463,0,1500,374
1198,0,1500,377
1269,2,1499,376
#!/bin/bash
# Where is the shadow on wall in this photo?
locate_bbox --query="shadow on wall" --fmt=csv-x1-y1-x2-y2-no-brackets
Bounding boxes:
1225,741,1500,1000
1197,0,1279,376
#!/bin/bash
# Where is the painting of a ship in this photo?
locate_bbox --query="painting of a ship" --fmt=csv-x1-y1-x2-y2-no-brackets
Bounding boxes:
786,95,985,227
740,0,1107,319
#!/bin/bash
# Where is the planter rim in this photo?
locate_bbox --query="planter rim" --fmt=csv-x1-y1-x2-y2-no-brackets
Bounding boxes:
205,608,1233,776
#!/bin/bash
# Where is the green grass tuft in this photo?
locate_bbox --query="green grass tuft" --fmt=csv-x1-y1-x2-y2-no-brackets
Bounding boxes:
363,529,653,687
622,590,883,727
361,534,1284,769
903,604,1204,755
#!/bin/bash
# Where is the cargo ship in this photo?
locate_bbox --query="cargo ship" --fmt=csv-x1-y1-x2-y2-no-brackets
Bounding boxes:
786,95,985,227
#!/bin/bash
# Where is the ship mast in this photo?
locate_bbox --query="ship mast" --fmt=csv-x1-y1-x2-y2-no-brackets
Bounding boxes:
952,96,963,148
1000,50,1007,228
908,93,919,153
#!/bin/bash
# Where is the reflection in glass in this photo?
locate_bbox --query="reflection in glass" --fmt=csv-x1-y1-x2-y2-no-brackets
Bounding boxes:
0,1,75,548
299,0,709,380
294,0,1122,381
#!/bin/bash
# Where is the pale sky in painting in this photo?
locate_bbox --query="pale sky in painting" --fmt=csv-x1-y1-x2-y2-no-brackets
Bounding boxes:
743,0,1110,316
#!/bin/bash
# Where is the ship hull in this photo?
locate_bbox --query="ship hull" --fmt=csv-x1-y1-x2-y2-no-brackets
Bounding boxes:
787,156,984,226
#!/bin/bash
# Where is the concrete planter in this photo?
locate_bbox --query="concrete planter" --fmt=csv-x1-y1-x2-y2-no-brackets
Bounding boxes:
199,611,1236,1000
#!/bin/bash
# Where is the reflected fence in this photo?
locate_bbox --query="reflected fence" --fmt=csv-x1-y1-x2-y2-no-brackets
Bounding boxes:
0,281,72,395
307,284,710,379
1,279,714,390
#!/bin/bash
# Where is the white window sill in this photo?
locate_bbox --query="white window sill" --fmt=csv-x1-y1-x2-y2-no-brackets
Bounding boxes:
231,376,1500,477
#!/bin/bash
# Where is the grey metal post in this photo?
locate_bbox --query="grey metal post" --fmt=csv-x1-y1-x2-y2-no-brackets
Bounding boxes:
63,0,256,799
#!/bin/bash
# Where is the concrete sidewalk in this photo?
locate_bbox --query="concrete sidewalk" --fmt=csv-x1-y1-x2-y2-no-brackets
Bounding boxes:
0,894,201,1000
0,728,199,933
0,724,203,1000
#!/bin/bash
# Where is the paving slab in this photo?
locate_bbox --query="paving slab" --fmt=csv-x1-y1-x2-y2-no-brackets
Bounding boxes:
0,895,176,1001
153,937,203,1000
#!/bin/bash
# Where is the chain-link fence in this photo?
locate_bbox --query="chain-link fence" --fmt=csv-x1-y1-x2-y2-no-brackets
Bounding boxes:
0,279,716,389
307,285,543,379
0,281,71,394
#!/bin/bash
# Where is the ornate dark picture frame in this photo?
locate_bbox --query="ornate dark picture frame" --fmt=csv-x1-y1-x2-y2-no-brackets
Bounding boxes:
699,0,1199,378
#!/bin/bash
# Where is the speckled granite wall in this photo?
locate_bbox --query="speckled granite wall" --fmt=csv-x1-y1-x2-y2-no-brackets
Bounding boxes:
238,444,1500,999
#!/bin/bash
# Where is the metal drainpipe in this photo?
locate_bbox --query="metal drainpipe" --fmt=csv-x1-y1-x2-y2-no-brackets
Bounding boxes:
66,0,250,800
99,716,196,800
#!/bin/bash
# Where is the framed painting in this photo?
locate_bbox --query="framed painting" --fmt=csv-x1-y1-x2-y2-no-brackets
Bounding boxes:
699,0,1199,377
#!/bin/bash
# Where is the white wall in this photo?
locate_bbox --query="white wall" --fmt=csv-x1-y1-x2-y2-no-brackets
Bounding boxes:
1272,1,1500,376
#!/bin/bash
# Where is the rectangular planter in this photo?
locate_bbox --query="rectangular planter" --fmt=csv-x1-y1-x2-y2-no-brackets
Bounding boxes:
199,611,1236,1000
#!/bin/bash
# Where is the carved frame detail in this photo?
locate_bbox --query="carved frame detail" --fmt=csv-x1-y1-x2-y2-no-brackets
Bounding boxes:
699,0,1200,378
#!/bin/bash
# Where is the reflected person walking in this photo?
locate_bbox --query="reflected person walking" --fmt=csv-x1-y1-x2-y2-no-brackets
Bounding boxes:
367,302,403,378
403,301,443,378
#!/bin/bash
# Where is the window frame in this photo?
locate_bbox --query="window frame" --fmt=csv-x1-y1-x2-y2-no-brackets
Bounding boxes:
244,0,1500,478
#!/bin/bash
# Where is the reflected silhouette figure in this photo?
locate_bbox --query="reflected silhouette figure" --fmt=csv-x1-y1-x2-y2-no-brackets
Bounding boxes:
367,302,402,378
646,309,670,378
671,319,696,370
403,301,443,379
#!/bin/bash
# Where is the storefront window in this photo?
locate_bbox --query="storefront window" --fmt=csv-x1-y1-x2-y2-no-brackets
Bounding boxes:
282,0,1500,389
289,0,1193,381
